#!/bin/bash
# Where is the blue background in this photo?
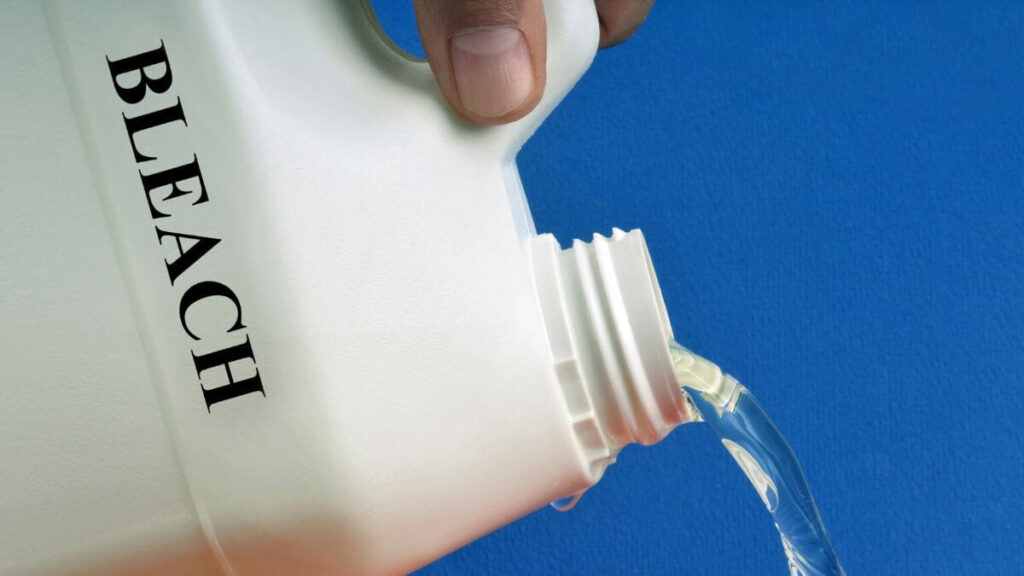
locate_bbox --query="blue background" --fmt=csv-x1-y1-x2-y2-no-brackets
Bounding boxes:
375,2,1023,575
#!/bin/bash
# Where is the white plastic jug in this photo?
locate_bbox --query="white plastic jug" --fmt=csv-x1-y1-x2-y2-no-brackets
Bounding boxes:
0,1,693,574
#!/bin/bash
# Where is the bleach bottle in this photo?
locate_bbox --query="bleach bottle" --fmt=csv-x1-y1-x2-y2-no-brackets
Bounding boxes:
0,1,694,574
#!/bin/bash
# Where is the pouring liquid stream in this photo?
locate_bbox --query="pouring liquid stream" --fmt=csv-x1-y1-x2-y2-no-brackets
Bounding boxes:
669,341,846,576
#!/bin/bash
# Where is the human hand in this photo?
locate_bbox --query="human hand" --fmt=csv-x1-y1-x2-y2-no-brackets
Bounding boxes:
413,0,654,124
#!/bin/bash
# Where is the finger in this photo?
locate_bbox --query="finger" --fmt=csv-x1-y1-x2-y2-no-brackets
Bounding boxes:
414,0,546,124
594,0,654,48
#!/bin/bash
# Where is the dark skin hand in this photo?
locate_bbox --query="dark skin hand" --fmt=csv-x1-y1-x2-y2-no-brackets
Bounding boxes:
414,0,655,124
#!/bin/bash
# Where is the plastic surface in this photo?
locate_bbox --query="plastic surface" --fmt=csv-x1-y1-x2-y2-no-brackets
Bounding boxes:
529,229,693,508
530,230,692,480
0,1,685,575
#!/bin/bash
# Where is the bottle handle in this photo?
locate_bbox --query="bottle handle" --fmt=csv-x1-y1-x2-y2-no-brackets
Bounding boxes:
361,0,600,153
517,0,600,146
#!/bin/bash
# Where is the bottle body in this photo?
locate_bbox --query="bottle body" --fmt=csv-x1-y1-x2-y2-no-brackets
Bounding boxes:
2,1,602,574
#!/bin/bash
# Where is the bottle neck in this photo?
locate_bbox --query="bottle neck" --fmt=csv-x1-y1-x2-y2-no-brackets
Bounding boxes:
529,229,694,484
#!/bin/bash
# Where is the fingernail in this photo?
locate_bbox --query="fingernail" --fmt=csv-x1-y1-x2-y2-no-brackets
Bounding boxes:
450,26,534,119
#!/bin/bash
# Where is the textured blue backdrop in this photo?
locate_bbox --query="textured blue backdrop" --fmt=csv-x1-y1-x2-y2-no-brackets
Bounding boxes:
374,3,1023,575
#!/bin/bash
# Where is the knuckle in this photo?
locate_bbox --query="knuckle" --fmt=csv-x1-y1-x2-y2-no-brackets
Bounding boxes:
596,0,654,47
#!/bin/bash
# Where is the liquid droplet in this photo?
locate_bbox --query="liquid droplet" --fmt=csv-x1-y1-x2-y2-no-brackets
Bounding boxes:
550,492,584,512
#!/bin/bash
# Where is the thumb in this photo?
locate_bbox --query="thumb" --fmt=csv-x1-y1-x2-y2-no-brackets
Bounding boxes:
414,0,547,125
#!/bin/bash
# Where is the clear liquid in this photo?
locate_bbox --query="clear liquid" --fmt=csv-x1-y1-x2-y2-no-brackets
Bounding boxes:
670,341,846,576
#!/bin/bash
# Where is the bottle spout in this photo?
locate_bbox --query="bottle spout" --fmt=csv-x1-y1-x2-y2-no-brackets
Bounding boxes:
529,229,696,491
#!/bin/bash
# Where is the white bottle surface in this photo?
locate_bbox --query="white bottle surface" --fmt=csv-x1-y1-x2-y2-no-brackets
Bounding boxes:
0,2,688,574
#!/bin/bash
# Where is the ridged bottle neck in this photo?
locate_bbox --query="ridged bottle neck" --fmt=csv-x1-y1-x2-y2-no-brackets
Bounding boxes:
529,229,694,484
